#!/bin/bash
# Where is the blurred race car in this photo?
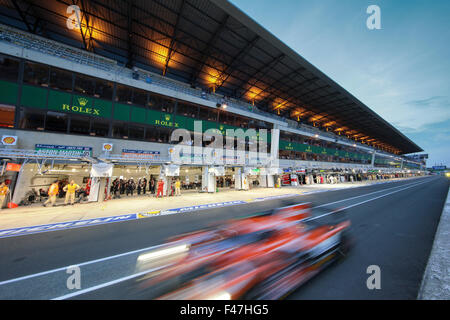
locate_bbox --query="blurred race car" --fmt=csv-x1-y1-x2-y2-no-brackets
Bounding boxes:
133,202,352,300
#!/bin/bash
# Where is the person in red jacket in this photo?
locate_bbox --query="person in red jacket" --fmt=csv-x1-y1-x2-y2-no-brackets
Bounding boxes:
156,179,164,198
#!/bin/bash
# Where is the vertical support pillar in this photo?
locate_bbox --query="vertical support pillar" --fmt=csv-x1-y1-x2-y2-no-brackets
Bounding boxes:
267,174,275,188
202,166,215,193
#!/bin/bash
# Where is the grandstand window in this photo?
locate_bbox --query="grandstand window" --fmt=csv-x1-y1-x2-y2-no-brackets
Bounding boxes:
129,125,145,140
148,93,174,113
158,127,172,143
132,88,148,107
19,108,45,131
0,104,15,128
112,121,129,139
90,118,110,137
198,105,218,122
176,101,198,118
94,79,113,100
74,73,96,96
24,62,49,87
219,112,235,126
145,125,159,142
45,111,68,133
49,67,73,92
0,54,19,82
69,115,91,135
115,84,132,104
234,114,249,128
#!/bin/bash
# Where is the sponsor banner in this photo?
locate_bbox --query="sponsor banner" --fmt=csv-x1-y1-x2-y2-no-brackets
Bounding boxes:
102,143,113,152
2,135,17,145
6,163,21,172
159,200,247,215
122,149,160,159
0,214,137,239
35,144,92,157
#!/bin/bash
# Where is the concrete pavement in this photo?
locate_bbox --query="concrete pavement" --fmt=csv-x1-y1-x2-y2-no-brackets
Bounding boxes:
418,187,450,299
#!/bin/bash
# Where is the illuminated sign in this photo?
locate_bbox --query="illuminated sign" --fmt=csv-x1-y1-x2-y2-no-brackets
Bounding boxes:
6,163,21,172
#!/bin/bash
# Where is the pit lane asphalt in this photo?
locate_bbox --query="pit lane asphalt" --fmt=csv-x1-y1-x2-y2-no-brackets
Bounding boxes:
0,176,447,299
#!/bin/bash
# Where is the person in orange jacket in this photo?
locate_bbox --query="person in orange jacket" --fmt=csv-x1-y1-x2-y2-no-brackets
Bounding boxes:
43,180,59,207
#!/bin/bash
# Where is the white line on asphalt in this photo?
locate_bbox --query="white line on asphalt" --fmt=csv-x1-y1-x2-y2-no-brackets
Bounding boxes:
0,243,166,286
308,177,436,221
51,177,436,300
0,176,434,294
51,266,165,300
313,177,432,209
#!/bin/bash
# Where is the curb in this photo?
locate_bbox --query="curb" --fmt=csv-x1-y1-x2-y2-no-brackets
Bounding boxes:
417,187,450,299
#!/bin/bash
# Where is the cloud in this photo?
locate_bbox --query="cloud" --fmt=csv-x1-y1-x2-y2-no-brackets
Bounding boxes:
391,96,450,133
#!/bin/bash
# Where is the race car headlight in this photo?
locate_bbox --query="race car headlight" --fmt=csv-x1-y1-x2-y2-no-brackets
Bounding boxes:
206,291,232,300
137,244,190,263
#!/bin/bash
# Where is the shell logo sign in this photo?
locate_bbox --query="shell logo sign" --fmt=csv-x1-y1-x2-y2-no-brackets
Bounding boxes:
2,135,18,145
102,143,113,152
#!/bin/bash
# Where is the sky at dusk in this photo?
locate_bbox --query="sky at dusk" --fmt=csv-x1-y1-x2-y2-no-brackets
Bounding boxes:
231,0,450,167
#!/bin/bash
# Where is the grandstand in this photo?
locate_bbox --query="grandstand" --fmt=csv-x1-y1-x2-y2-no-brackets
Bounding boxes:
0,0,424,203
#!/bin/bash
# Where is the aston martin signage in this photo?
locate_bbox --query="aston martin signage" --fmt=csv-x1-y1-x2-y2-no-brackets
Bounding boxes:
35,144,92,157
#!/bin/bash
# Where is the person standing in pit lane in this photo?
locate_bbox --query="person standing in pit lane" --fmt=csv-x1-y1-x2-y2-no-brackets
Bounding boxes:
175,178,181,196
142,178,147,195
0,181,9,210
156,179,164,198
43,180,59,207
137,178,142,195
63,180,80,205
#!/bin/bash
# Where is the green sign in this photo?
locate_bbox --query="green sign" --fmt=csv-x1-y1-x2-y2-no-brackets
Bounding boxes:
63,96,100,116
279,139,371,161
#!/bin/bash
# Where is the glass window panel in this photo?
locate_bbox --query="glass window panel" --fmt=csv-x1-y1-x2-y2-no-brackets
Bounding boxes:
158,127,172,143
24,62,49,87
94,79,113,100
177,102,197,118
49,67,73,92
145,125,159,142
115,84,132,104
69,115,91,135
112,121,129,139
45,111,68,133
132,88,148,106
129,125,145,140
148,93,174,112
19,108,45,130
0,54,19,82
90,118,109,137
74,73,96,96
